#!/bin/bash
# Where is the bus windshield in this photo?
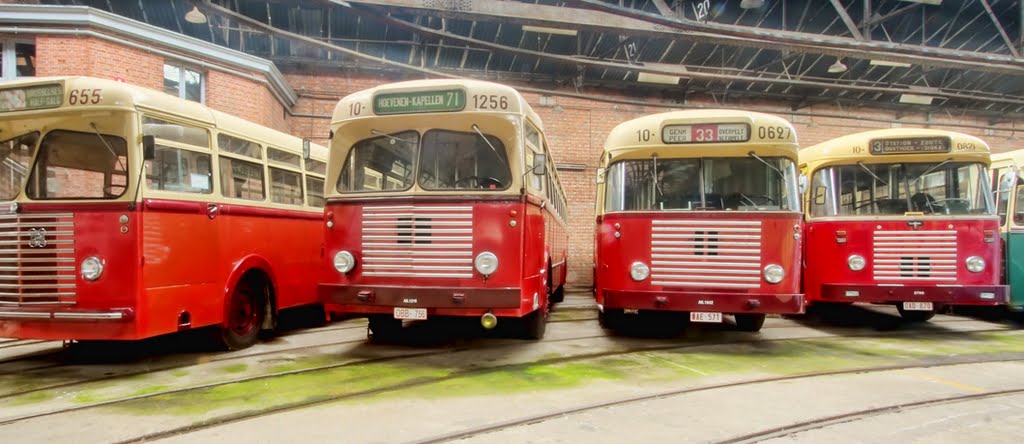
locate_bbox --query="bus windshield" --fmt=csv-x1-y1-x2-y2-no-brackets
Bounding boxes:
809,161,993,217
337,128,512,193
604,156,799,212
0,132,38,200
25,129,129,200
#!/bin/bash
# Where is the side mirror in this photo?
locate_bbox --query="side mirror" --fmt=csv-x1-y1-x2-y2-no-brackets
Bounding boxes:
798,174,809,194
596,167,606,184
302,138,311,161
532,153,546,176
998,169,1018,194
142,135,156,161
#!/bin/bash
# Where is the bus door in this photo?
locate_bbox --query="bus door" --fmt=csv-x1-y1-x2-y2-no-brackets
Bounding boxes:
140,119,221,330
999,170,1024,309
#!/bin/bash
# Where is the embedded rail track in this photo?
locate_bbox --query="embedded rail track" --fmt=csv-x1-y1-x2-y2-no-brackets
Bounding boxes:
10,323,998,444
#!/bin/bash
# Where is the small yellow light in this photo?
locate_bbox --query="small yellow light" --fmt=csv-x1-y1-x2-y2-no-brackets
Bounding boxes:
481,312,498,330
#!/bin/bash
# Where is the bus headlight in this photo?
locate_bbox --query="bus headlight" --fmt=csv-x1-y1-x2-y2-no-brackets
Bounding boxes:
966,256,986,273
848,255,866,271
81,256,104,281
475,252,498,276
630,262,650,281
763,264,784,284
333,251,356,273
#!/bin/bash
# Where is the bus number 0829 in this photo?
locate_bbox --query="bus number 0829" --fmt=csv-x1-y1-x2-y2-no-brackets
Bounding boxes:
758,126,790,140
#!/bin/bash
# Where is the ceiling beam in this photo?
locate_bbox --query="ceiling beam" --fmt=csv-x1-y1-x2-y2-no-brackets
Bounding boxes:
978,0,1021,58
829,0,865,41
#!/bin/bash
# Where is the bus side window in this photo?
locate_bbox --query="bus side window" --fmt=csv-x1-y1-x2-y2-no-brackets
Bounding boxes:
1014,177,1024,225
219,155,266,201
269,167,304,205
305,175,325,207
997,172,1010,226
146,145,212,194
529,151,544,192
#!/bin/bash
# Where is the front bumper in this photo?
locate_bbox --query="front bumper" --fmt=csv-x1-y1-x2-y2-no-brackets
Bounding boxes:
602,289,804,314
319,284,526,317
0,307,134,321
817,284,1008,306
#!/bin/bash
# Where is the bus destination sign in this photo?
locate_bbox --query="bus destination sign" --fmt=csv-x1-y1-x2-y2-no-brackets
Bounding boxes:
662,123,750,144
373,89,466,115
869,137,950,155
0,84,63,113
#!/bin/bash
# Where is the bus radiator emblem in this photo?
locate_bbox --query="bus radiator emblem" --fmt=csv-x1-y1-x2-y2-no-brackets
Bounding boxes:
907,220,923,230
27,228,47,248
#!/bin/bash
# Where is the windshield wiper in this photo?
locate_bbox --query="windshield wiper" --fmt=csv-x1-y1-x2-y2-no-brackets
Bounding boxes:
470,124,508,169
370,129,416,145
856,161,888,186
911,158,953,183
90,122,127,174
748,151,783,179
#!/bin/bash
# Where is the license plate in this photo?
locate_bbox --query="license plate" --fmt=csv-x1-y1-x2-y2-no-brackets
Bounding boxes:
690,312,723,323
394,307,427,320
902,302,933,311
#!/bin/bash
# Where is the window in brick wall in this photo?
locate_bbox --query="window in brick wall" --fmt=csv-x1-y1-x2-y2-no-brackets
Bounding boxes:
1,39,35,80
163,63,204,103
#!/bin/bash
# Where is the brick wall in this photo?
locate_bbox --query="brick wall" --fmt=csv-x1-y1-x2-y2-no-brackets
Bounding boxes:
283,70,1023,288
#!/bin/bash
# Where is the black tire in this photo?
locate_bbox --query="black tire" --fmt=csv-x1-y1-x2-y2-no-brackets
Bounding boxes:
598,308,623,331
734,313,767,332
368,315,402,342
219,275,267,351
521,309,547,340
897,305,936,322
550,286,565,304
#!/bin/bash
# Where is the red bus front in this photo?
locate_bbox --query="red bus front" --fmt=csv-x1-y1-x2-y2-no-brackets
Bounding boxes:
319,118,560,338
595,155,804,331
802,160,1008,318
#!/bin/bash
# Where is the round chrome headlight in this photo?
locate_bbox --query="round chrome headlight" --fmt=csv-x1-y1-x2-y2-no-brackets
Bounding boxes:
763,264,784,284
847,255,866,271
81,256,104,281
630,262,650,281
333,251,356,273
475,252,498,276
966,256,986,273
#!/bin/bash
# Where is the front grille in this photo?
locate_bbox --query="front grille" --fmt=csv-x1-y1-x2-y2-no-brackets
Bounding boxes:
0,212,77,306
872,230,957,281
650,220,762,289
361,205,473,279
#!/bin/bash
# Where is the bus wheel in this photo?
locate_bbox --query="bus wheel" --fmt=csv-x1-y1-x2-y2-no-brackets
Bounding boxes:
550,286,565,304
368,315,402,342
897,306,936,322
598,309,623,331
219,275,267,350
734,313,766,332
521,309,547,340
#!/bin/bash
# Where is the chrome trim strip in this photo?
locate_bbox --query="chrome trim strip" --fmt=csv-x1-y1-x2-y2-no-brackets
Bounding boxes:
362,228,473,234
0,266,75,272
873,230,957,236
0,311,51,319
652,247,760,254
552,260,566,268
363,213,471,219
652,240,761,247
652,260,760,267
0,291,75,297
652,220,762,226
0,213,74,219
651,234,761,240
875,276,955,281
874,253,956,258
0,239,73,246
363,235,472,241
874,259,957,264
364,258,473,264
874,270,957,276
363,265,473,271
651,227,761,233
362,243,472,249
872,237,956,242
0,275,75,280
652,254,762,261
652,275,761,282
363,271,473,278
652,267,761,275
0,300,74,306
0,257,76,264
362,250,472,257
872,248,957,253
52,311,125,320
651,281,760,288
0,283,75,289
364,205,474,212
362,220,472,227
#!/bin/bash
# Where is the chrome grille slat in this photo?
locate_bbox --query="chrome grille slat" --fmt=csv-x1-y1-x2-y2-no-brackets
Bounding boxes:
650,220,762,289
872,229,956,281
0,212,77,306
361,205,474,278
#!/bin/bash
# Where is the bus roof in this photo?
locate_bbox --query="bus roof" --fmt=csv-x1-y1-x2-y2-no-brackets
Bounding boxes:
800,128,990,169
330,79,543,129
601,109,799,164
991,149,1024,170
0,76,326,160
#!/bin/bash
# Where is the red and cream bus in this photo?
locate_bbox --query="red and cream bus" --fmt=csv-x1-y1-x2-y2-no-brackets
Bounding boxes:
0,76,328,349
800,129,1008,321
320,79,568,340
594,110,804,332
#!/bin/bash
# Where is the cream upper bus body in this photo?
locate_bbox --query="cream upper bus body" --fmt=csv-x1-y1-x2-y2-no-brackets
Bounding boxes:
326,79,555,200
0,76,327,210
596,109,801,216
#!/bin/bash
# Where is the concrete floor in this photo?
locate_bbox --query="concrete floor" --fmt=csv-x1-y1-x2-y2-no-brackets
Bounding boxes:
1,297,1022,444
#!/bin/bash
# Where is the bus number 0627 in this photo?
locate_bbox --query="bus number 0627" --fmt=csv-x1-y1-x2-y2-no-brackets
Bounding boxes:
758,126,790,140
